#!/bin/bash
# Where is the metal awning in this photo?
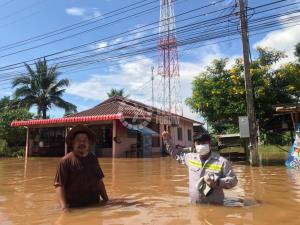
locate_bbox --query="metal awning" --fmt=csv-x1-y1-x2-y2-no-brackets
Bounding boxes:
130,126,159,136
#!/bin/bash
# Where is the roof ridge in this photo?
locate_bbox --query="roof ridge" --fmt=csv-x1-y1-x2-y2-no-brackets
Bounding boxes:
68,96,201,124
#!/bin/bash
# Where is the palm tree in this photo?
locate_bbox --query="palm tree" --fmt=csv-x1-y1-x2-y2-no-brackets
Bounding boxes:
107,88,129,98
12,58,77,119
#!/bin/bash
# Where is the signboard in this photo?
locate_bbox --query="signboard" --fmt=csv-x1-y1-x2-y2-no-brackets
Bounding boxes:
239,116,250,138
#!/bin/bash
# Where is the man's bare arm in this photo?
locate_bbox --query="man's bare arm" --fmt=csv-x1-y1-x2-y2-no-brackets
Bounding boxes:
98,180,109,202
55,186,68,211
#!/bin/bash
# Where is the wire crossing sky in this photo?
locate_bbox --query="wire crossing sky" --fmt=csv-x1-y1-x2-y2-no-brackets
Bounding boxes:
0,0,299,120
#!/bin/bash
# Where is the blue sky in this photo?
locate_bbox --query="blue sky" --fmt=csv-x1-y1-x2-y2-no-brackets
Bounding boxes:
0,0,299,122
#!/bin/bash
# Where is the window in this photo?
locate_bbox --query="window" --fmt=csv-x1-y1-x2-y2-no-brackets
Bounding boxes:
188,129,192,141
100,127,112,148
177,127,183,141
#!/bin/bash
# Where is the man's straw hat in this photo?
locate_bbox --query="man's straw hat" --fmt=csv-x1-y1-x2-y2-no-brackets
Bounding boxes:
66,124,96,146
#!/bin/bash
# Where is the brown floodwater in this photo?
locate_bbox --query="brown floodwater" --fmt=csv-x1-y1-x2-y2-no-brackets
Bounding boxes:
0,157,300,225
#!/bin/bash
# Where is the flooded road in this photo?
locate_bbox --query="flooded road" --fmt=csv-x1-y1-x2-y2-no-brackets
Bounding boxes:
0,157,300,225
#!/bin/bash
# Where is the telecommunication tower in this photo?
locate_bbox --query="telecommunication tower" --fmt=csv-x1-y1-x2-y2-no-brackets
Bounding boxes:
157,0,182,122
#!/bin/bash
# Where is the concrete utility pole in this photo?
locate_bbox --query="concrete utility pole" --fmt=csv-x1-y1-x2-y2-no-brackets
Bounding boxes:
151,66,154,107
238,0,260,166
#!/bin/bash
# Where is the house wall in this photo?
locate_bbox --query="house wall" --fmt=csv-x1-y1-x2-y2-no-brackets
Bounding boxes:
159,119,194,149
114,120,137,157
26,118,194,157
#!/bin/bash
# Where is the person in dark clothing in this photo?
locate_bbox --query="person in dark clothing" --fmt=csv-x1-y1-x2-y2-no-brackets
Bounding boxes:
54,125,109,212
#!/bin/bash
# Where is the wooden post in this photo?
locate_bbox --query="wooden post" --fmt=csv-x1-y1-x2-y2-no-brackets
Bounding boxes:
64,127,68,156
238,0,260,166
290,112,295,129
25,127,29,158
112,120,116,157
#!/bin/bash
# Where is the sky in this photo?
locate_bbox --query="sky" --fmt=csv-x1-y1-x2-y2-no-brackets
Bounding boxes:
0,0,299,123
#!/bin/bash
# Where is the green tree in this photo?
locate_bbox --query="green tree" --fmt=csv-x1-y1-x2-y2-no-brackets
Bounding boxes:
295,42,300,62
12,58,77,119
0,96,19,110
186,47,300,138
107,88,129,98
0,96,32,151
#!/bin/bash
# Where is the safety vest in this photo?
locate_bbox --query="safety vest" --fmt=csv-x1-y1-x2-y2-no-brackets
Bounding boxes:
188,159,222,172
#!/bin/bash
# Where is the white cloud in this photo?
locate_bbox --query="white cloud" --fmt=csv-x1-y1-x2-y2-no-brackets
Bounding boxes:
67,43,226,122
67,56,153,102
253,6,300,65
111,37,123,45
254,26,300,64
66,7,86,17
92,9,102,18
94,42,108,52
65,7,102,20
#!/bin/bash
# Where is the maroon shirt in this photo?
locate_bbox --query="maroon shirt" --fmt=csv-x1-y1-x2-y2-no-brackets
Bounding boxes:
54,152,104,207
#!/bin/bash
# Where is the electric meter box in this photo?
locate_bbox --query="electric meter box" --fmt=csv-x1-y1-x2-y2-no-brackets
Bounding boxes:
239,116,250,138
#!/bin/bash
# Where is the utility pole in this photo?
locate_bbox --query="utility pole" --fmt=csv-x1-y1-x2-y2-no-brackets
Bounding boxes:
151,66,154,107
238,0,260,166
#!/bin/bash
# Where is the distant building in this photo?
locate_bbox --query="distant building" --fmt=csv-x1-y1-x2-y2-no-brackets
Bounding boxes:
11,96,202,158
266,104,300,134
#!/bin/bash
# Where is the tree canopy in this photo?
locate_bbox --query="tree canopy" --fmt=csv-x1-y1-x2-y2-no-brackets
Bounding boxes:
107,88,129,98
0,96,32,148
186,45,300,137
12,58,77,119
295,42,300,62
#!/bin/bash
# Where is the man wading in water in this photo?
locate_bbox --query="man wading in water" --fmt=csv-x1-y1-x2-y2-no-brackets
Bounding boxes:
54,125,109,212
162,131,238,205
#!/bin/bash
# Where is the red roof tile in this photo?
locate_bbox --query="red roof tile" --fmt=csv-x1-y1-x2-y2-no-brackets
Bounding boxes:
71,96,200,124
11,114,122,127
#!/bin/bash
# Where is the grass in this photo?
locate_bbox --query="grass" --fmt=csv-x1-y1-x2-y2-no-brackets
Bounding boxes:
220,145,290,165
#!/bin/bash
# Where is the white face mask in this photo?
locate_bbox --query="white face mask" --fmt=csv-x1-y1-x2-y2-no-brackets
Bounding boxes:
195,144,210,156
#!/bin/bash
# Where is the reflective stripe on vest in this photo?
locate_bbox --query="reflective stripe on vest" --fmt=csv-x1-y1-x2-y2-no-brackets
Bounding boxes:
188,159,222,172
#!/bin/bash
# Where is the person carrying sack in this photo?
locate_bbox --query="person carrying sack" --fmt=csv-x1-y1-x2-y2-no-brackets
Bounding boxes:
162,131,238,205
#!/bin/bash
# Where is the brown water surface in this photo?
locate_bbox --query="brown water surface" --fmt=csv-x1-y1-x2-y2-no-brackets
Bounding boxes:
0,157,300,225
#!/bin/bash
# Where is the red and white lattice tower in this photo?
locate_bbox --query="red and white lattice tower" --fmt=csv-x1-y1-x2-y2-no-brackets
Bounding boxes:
157,0,182,118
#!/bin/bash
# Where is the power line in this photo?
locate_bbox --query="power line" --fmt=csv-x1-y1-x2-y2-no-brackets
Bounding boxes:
0,12,294,81
0,0,169,52
0,1,234,67
0,0,44,21
0,0,295,72
0,20,299,85
0,0,15,7
0,0,222,57
0,0,298,80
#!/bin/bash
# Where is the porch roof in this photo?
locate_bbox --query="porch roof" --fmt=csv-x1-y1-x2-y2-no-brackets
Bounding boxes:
11,114,122,127
274,104,300,113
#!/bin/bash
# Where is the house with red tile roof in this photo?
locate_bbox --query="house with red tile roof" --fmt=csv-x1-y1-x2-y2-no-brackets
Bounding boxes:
11,96,203,157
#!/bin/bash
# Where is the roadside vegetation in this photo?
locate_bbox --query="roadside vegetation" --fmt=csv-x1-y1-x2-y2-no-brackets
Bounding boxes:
0,58,76,157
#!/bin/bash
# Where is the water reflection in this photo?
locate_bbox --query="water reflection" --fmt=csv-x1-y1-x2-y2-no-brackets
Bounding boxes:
287,169,300,203
0,158,300,225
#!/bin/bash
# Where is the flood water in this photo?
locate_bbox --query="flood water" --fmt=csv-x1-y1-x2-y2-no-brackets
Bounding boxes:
0,157,300,225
